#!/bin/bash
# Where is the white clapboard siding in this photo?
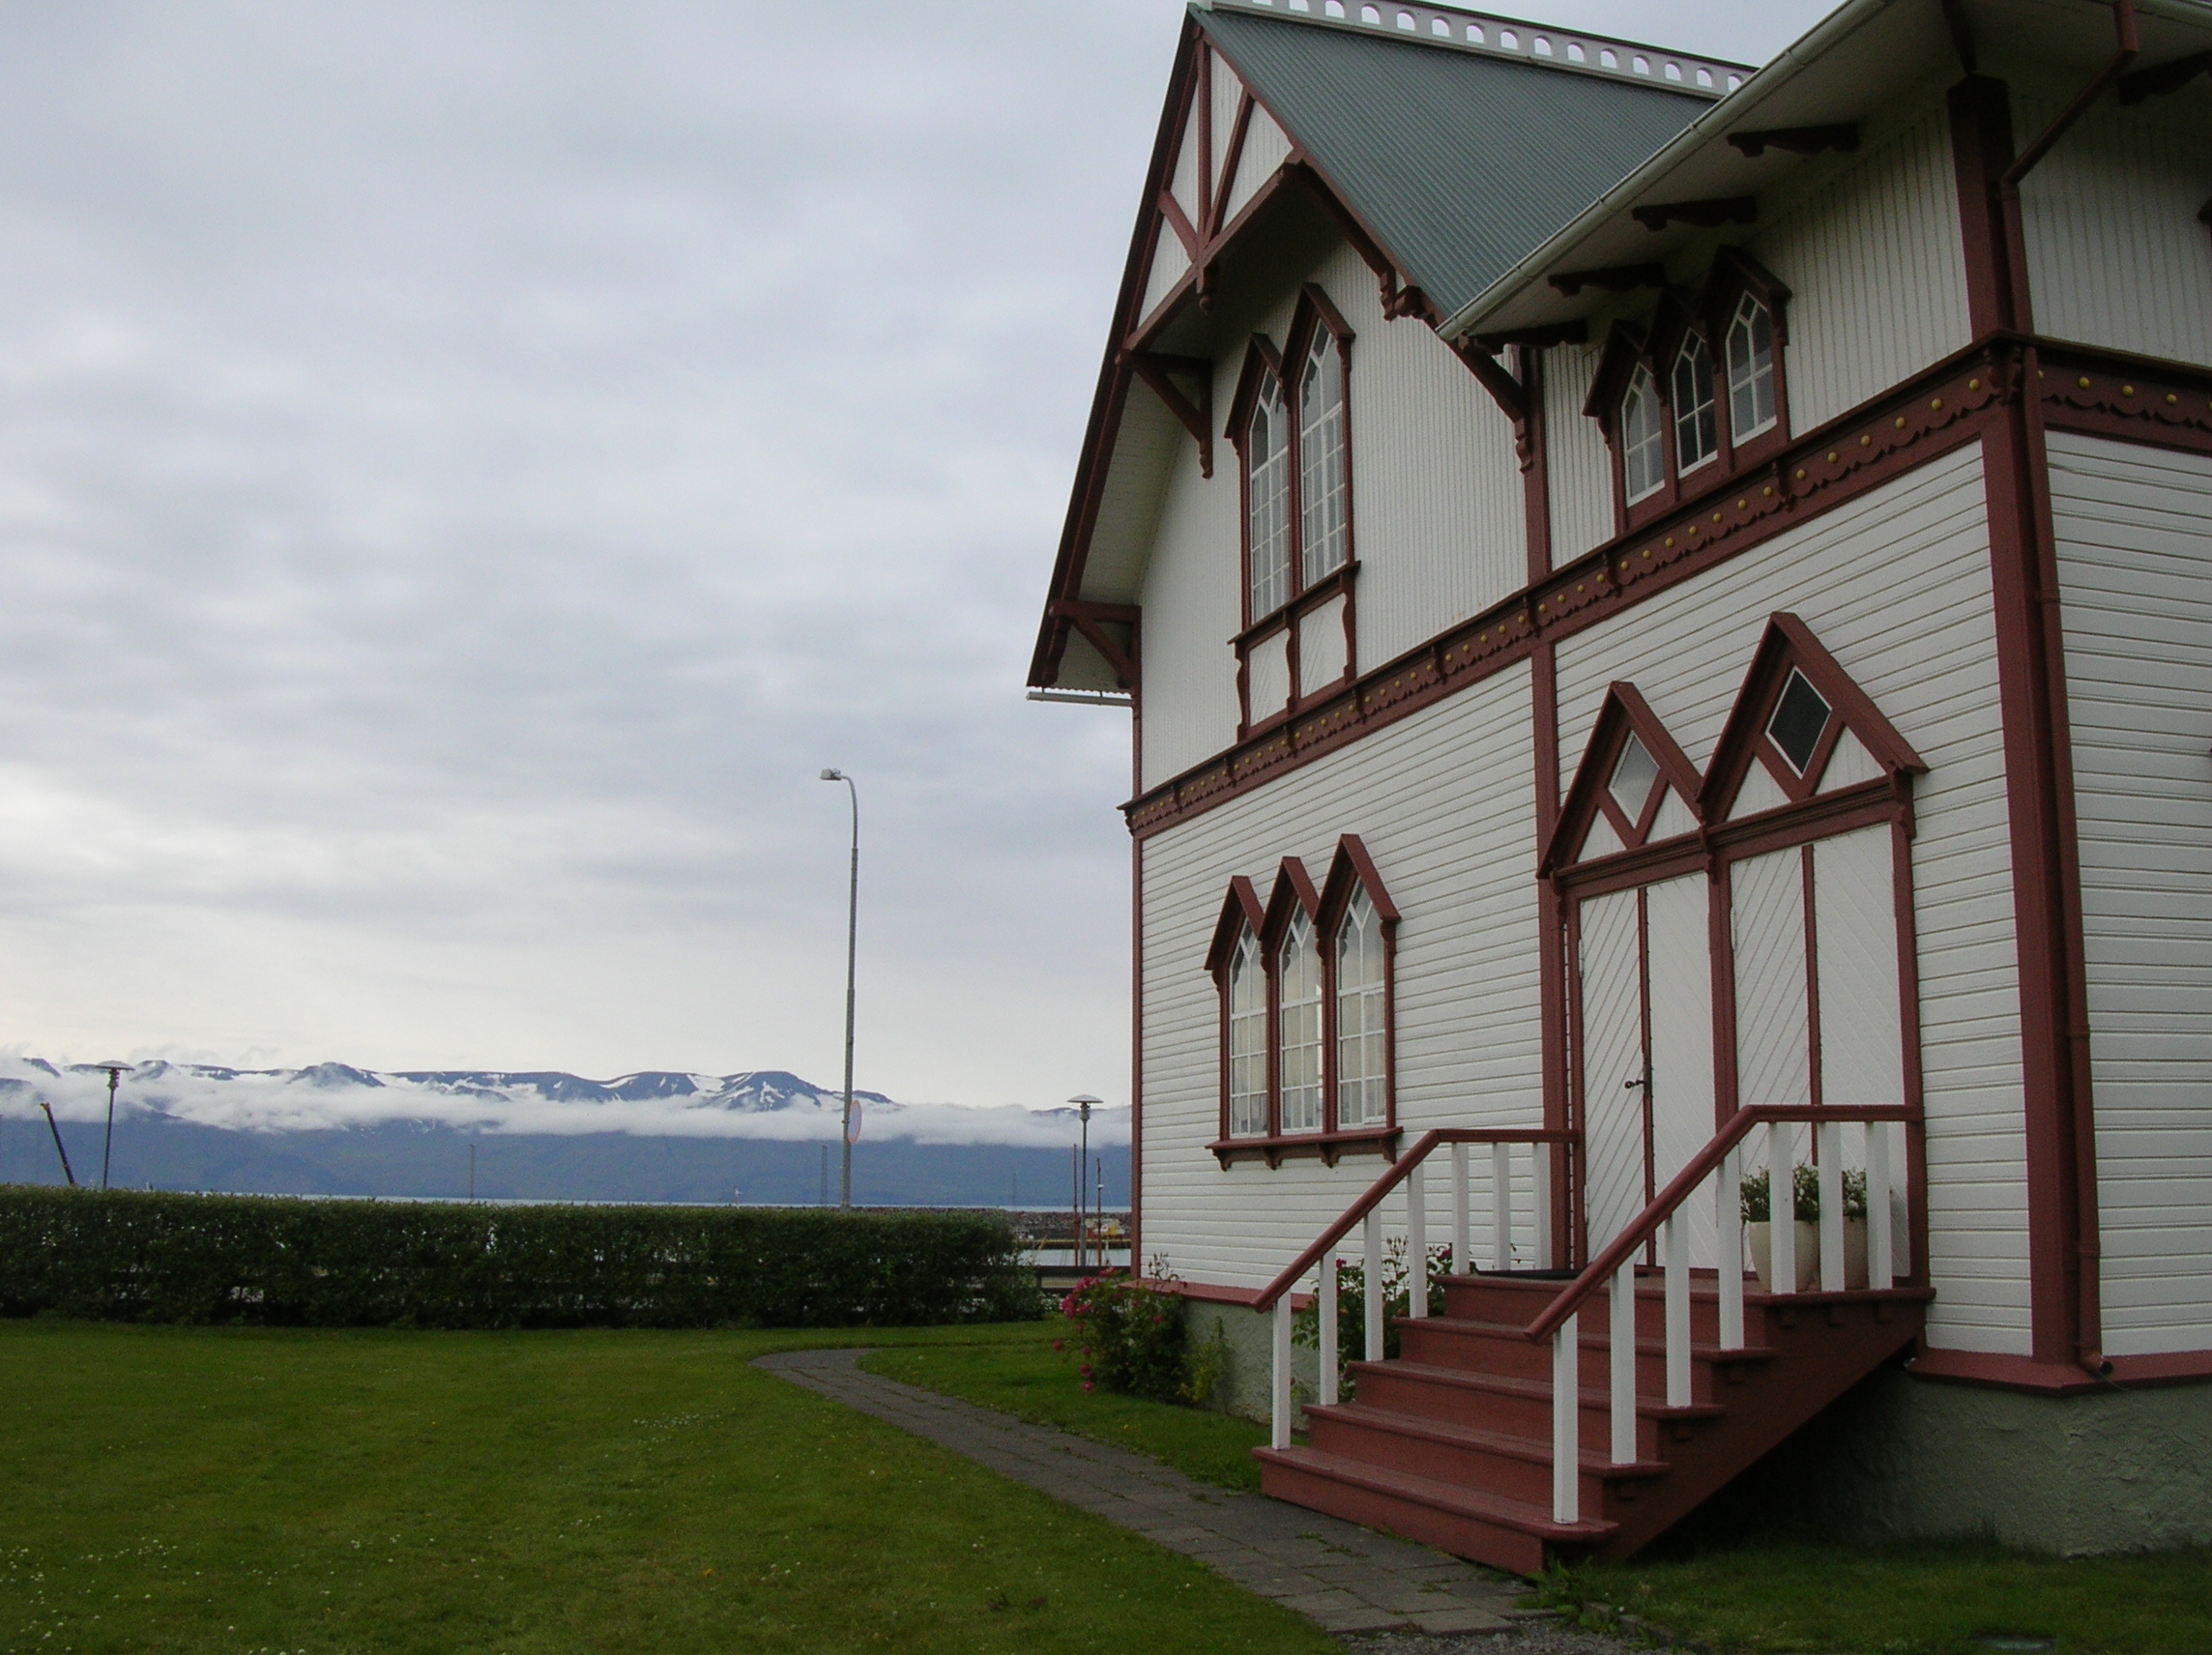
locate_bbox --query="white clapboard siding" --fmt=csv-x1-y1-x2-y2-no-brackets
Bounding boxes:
1553,444,2030,1354
1209,62,1242,199
1646,870,1717,1263
1815,823,1907,1108
1318,241,1528,670
1138,662,1539,1290
2018,90,2212,370
1580,886,1646,1250
1545,338,1615,567
2048,431,2212,1356
1733,846,1813,1108
1138,355,1244,789
1221,104,1293,226
1751,98,1971,435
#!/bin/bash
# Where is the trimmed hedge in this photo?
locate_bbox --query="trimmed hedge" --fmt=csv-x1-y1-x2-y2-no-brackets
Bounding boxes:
0,1186,1039,1329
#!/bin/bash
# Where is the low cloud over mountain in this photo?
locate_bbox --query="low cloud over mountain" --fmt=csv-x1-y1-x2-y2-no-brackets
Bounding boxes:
0,1060,1128,1149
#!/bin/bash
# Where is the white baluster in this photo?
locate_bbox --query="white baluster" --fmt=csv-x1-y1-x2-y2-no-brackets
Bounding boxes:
1868,1121,1895,1291
1665,1212,1691,1408
1363,1210,1383,1362
1319,1251,1340,1406
1491,1143,1511,1270
1271,1296,1292,1450
1452,1143,1470,1274
1819,1121,1845,1292
1407,1162,1428,1319
1717,1146,1746,1350
1768,1121,1796,1295
1552,1312,1580,1524
1609,1263,1637,1465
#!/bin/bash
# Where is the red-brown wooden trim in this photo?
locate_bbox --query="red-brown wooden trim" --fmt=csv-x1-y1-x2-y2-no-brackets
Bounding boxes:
1698,612,1927,820
1906,1346,2212,1393
1194,44,1213,245
1546,681,1703,874
1213,92,1256,240
1518,343,1552,582
1316,833,1400,1144
1130,351,1214,479
1206,876,1267,1151
1131,831,1145,1273
1208,1125,1402,1168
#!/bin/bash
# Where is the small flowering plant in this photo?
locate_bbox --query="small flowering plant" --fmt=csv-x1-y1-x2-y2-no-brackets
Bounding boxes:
1057,1271,1188,1403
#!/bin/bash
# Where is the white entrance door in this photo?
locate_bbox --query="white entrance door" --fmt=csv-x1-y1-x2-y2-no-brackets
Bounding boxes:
1575,872,1715,1254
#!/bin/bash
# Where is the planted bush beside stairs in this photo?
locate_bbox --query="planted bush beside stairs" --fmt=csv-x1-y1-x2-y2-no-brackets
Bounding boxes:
0,1186,1039,1328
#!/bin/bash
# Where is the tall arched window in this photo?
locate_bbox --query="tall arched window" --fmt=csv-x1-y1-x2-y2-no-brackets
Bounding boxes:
1297,328,1348,585
1228,930,1267,1137
1621,365,1665,504
1277,912,1323,1133
1726,294,1778,439
1334,888,1386,1127
1673,332,1717,473
1246,375,1292,621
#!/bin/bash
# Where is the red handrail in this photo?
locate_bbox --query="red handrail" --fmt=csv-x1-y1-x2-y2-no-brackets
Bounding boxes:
1518,1104,1920,1343
1252,1127,1576,1311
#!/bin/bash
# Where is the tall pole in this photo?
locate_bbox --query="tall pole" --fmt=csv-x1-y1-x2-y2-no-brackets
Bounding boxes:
821,769,859,1209
100,1066,123,1191
38,1098,75,1187
1077,1097,1092,1271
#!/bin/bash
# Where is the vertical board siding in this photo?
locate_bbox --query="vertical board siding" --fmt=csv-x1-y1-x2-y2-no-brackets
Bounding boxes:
1579,886,1646,1250
1298,593,1349,687
1222,105,1293,225
1248,628,1291,719
1752,100,1971,435
1553,444,2030,1354
1170,100,1202,225
2019,93,2212,369
2048,431,2212,1356
1139,663,1539,1290
1141,232,1192,322
1815,824,1907,1108
1545,339,1615,567
1209,65,1242,196
1325,240,1528,670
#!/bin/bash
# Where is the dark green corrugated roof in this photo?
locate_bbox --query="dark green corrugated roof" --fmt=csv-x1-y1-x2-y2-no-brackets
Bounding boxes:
1197,6,1711,317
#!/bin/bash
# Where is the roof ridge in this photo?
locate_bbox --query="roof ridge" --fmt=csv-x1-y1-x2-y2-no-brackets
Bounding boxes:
1196,0,1752,98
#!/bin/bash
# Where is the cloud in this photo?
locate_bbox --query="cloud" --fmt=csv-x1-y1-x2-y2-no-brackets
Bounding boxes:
0,1056,1128,1147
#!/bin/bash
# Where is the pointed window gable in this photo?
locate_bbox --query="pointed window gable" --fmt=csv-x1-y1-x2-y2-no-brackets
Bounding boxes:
1546,682,1703,872
1699,614,1926,822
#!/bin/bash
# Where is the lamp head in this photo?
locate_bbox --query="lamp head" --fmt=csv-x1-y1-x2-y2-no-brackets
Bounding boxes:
1068,1092,1101,1123
819,769,844,782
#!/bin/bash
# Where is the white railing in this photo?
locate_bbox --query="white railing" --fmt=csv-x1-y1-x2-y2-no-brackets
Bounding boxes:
1256,1107,1923,1526
1216,0,1751,96
1251,1127,1576,1451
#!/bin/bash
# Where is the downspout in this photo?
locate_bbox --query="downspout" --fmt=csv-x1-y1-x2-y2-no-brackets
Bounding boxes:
1992,0,2137,1384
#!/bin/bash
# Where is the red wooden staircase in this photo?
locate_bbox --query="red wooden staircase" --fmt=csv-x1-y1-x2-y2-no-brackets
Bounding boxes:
1245,1108,1928,1573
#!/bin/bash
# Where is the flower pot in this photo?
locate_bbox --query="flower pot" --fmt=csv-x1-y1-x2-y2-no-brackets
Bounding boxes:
1748,1217,1867,1292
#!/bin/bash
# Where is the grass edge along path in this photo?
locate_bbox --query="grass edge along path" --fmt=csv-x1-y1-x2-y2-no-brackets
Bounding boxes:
863,1328,2212,1655
0,1318,1342,1655
858,1320,1272,1492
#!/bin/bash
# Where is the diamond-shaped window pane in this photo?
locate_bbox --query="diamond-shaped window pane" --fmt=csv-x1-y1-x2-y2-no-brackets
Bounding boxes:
1609,733,1660,820
1766,670,1832,774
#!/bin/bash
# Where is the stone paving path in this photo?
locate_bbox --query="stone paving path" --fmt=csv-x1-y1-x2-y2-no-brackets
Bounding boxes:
756,1348,1529,1639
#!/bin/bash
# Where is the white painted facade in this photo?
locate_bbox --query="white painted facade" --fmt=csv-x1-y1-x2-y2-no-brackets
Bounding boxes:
2048,432,2212,1357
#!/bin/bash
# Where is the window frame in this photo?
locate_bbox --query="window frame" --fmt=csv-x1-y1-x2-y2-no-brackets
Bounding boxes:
1225,285,1358,738
1208,836,1400,1167
1584,251,1794,534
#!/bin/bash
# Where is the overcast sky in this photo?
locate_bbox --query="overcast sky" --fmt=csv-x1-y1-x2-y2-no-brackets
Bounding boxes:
0,0,1831,1108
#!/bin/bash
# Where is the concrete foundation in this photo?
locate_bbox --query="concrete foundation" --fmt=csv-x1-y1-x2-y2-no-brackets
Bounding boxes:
1179,1304,2211,1554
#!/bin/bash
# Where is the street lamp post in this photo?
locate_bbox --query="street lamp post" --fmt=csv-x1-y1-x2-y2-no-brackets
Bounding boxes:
93,1062,132,1191
1068,1094,1101,1270
820,769,859,1209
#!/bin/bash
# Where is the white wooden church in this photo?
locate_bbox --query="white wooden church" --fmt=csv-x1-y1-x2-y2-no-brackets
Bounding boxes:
1031,0,2211,1564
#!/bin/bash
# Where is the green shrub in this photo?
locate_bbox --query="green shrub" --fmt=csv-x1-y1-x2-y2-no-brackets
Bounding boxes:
1057,1273,1187,1402
1740,1166,1869,1223
0,1186,1038,1329
1293,1236,1450,1396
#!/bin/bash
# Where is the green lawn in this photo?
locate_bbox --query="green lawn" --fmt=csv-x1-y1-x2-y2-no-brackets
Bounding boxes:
859,1320,1271,1493
1538,1540,2212,1655
0,1319,1342,1655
